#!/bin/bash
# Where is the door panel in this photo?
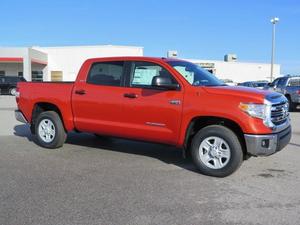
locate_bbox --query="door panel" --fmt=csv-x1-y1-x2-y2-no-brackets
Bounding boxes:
72,61,127,136
121,87,183,145
72,83,127,136
120,61,183,145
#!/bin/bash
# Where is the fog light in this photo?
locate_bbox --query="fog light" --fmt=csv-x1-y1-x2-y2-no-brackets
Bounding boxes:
261,139,270,148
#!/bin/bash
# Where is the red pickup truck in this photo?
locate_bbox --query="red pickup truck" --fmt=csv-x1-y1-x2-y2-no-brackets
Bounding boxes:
15,57,291,177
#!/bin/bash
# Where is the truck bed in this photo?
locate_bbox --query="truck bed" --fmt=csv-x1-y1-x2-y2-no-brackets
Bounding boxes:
17,82,75,130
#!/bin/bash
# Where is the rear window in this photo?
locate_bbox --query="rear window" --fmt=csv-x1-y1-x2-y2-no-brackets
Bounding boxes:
289,78,300,87
87,61,124,86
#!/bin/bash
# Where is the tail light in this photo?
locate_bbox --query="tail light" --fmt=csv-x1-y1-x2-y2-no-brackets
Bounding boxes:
297,90,300,95
15,87,20,103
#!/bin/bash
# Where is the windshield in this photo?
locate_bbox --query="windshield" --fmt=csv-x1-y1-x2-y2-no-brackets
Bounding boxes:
167,61,224,86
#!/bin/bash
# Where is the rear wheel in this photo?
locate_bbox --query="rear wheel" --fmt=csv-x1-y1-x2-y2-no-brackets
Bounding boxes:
35,111,67,148
9,87,17,96
190,125,243,177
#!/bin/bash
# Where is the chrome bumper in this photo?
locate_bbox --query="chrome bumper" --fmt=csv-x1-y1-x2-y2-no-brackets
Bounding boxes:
15,110,28,123
244,126,291,156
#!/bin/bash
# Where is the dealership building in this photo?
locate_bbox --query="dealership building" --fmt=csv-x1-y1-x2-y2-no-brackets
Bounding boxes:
0,45,280,83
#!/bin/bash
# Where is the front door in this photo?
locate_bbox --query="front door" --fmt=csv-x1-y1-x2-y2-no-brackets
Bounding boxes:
120,61,184,145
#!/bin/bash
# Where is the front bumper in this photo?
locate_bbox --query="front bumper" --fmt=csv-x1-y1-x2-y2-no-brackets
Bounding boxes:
15,110,28,123
244,126,291,156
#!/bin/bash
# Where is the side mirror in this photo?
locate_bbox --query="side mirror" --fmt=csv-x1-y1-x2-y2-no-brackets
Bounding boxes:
151,76,179,90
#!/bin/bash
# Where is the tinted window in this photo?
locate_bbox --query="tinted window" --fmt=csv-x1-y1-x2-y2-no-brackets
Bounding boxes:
130,61,177,87
289,78,300,87
87,61,124,86
167,61,223,86
277,78,287,87
270,78,279,87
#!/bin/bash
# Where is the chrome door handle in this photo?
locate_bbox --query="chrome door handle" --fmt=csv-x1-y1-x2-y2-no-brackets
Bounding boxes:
169,100,181,105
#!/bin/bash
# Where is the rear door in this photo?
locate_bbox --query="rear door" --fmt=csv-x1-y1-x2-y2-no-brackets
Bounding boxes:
72,61,129,136
120,61,184,145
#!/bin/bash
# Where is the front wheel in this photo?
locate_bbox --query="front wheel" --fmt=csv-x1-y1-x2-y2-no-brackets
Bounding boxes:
191,125,243,177
35,111,67,148
287,97,295,112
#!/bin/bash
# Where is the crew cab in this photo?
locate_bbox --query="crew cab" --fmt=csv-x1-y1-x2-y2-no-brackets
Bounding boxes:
15,57,292,177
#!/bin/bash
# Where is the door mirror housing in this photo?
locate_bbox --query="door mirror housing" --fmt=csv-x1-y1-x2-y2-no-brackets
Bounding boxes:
151,76,179,90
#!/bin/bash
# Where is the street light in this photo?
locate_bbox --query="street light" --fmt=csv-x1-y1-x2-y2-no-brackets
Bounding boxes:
270,17,279,82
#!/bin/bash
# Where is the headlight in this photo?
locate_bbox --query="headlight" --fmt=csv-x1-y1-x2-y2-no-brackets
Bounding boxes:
239,103,267,119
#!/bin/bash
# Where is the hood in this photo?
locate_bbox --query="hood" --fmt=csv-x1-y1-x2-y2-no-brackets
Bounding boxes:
202,86,278,102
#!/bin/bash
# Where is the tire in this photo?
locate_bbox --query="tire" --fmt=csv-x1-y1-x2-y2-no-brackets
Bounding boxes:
190,125,243,177
35,111,67,148
9,87,17,96
287,97,295,112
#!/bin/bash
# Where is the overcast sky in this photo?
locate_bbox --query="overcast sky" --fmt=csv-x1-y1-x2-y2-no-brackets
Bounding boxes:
1,0,299,74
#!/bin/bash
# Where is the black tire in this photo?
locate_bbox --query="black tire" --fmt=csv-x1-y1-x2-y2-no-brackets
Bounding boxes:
35,111,67,149
190,125,243,177
287,97,295,112
9,87,17,96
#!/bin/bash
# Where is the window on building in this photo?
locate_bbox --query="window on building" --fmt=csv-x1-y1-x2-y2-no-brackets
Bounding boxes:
0,71,5,76
51,71,63,81
32,71,43,82
87,61,124,86
18,72,23,77
130,61,177,88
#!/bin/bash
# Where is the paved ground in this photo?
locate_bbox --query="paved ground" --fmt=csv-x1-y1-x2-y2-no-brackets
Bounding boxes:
1,96,300,225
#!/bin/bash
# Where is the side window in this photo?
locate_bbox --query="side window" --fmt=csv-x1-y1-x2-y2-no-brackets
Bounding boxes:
270,78,279,87
288,78,300,87
277,78,286,87
87,61,124,86
130,61,177,88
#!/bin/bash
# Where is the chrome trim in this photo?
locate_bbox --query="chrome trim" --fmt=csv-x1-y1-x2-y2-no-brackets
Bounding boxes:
169,100,181,105
15,110,28,123
264,93,290,133
244,126,291,156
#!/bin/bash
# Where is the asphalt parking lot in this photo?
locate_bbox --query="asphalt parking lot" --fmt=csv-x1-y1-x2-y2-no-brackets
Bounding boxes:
1,96,300,225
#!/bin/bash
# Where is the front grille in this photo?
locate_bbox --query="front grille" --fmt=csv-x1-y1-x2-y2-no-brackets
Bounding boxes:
271,102,289,125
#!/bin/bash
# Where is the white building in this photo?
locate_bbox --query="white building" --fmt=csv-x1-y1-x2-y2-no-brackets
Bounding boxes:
188,59,280,83
0,45,143,81
0,46,279,83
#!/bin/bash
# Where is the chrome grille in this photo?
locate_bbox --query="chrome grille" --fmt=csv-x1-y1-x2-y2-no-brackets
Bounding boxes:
271,102,289,125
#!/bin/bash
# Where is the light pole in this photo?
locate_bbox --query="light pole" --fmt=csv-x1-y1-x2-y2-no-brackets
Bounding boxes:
270,17,279,82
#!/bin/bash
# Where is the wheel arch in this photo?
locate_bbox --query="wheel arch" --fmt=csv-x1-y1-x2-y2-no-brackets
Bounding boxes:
183,116,248,159
31,102,66,134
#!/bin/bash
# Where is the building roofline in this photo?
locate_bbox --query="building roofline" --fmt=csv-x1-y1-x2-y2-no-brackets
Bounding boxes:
185,58,280,66
33,44,144,50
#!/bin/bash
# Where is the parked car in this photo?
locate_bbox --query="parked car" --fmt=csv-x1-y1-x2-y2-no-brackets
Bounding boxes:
0,76,26,95
239,81,269,89
15,57,291,177
264,75,300,111
220,79,236,86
